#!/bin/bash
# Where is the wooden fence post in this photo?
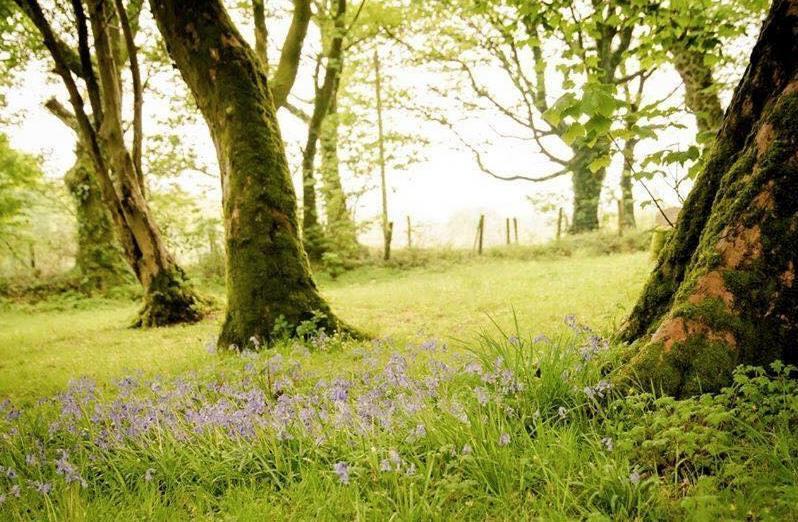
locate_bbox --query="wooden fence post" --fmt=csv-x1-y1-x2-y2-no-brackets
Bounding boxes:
556,208,564,241
406,215,412,248
384,221,394,261
505,218,511,245
513,217,519,243
477,214,485,255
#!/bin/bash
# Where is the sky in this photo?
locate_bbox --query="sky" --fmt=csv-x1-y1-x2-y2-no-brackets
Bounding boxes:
1,2,750,250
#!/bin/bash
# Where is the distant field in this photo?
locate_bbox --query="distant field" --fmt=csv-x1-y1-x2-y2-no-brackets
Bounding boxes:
0,252,651,401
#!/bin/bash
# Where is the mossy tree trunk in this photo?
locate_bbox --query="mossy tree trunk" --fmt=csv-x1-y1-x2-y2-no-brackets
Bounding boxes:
618,0,798,397
65,143,131,291
22,0,202,326
85,0,202,327
320,81,359,255
300,0,346,261
150,0,349,348
671,44,725,137
569,146,607,234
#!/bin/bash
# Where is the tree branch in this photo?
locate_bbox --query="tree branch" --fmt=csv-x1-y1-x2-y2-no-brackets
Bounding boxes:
113,0,144,192
271,0,311,109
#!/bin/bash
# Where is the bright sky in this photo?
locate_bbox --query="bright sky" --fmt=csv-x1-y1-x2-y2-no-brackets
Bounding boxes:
2,3,749,249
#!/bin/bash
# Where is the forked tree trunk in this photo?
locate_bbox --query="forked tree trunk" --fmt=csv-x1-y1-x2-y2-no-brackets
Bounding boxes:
86,0,202,327
618,0,798,396
150,0,349,348
65,143,131,291
21,0,201,326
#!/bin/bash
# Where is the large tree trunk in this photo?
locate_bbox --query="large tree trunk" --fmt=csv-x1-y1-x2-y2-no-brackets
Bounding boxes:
671,44,725,137
85,0,202,327
149,0,349,348
65,143,131,292
320,91,359,254
569,146,607,233
22,0,201,326
618,0,798,397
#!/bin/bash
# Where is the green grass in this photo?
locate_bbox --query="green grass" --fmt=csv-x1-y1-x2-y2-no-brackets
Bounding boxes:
0,252,650,402
1,250,796,521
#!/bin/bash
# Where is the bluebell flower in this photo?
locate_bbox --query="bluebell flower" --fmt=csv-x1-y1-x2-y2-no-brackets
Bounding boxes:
333,462,350,484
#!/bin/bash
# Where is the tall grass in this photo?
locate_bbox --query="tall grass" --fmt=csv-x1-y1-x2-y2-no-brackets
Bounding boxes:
1,321,796,520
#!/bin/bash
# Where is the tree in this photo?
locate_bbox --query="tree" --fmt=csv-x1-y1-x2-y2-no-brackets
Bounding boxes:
617,0,798,397
0,133,41,262
414,0,655,233
45,100,132,292
299,0,346,261
150,0,349,348
14,0,202,325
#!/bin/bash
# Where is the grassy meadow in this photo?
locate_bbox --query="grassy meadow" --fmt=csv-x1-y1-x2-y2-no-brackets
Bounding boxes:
0,252,648,402
1,250,797,521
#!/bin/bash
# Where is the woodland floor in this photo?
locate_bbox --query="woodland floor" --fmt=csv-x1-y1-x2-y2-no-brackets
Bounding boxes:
2,251,797,520
0,252,650,402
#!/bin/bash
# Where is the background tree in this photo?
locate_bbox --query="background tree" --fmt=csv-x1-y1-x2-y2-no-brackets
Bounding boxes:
618,0,798,397
44,101,132,292
13,0,203,325
150,0,349,348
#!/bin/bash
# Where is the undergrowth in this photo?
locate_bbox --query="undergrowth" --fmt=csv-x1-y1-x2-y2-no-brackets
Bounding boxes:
0,316,794,520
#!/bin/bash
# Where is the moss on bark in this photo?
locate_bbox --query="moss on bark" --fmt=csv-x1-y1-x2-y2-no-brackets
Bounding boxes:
65,144,132,292
150,0,354,348
570,146,606,234
133,267,203,327
617,0,798,396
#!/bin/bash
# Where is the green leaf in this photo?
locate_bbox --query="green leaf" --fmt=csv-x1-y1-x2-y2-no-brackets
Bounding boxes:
588,155,611,173
562,123,585,145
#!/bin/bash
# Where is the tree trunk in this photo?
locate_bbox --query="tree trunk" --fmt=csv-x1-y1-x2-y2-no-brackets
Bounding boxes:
65,143,131,291
618,0,798,397
300,0,346,261
569,147,606,233
320,91,359,255
620,137,637,229
671,44,725,137
85,0,202,327
301,144,326,261
149,0,350,348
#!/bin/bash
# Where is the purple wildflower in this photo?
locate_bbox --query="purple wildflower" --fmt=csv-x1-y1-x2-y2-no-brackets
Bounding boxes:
144,468,155,482
461,444,473,455
601,437,614,452
629,468,642,485
333,462,350,484
10,485,20,498
474,386,489,406
34,482,51,495
498,432,511,446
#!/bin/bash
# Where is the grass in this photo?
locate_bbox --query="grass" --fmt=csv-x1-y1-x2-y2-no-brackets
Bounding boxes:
0,252,650,402
1,249,796,520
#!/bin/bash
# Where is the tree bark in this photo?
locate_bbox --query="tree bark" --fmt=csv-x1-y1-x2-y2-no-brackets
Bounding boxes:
320,89,359,254
20,0,202,326
85,0,202,327
149,0,350,347
300,0,346,261
671,44,725,137
65,143,132,292
620,137,637,229
618,0,798,396
569,146,607,234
